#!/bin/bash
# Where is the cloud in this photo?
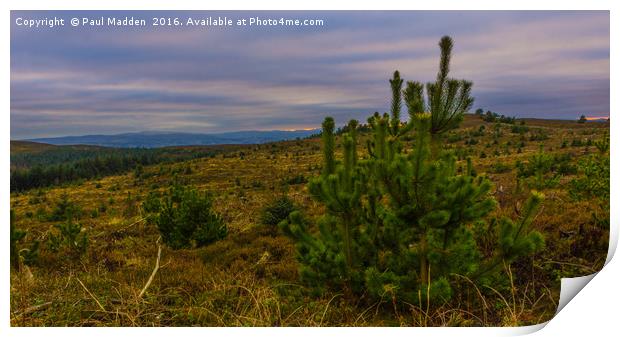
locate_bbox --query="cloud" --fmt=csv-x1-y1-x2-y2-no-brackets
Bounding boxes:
10,11,609,138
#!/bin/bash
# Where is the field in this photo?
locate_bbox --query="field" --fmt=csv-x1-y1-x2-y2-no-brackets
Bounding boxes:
9,115,609,327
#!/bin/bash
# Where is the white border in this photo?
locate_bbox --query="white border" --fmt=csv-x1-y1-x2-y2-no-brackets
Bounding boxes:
2,1,616,337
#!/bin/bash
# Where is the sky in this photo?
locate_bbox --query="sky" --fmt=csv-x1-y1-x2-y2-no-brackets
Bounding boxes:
10,11,610,139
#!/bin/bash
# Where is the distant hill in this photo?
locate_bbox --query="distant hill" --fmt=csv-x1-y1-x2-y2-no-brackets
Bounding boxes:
10,140,58,154
11,140,107,154
23,130,320,148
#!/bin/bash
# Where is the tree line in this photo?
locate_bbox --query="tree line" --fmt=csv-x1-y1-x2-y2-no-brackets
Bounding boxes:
10,147,218,192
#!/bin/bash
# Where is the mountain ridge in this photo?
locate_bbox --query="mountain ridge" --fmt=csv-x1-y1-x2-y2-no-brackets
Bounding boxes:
22,129,320,148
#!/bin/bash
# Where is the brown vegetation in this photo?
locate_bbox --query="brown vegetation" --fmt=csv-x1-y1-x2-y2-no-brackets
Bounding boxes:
9,115,609,326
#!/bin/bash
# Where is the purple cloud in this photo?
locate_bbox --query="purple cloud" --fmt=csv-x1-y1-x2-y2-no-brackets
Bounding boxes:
11,10,609,139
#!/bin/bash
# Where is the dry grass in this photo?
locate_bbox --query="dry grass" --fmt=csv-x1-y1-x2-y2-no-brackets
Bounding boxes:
9,115,609,326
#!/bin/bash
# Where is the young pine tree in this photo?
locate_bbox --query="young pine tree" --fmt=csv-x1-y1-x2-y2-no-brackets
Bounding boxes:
10,210,26,269
143,184,227,249
403,36,474,141
280,36,544,306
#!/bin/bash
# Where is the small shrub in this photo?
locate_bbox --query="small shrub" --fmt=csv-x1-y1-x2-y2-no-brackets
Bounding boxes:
569,148,609,228
571,138,584,147
98,202,108,214
491,162,511,174
143,184,227,249
447,133,463,143
10,211,26,269
260,196,298,228
466,138,478,145
11,216,41,267
529,130,549,141
251,180,264,189
516,147,560,189
511,125,529,134
594,134,610,153
123,192,139,217
283,174,308,185
134,164,144,179
47,221,89,257
48,193,81,222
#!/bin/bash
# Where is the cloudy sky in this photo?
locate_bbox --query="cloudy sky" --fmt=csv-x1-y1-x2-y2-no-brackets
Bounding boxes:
11,11,609,139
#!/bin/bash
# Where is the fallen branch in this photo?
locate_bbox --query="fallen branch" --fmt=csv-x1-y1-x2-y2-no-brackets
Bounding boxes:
119,217,146,232
92,217,146,238
11,301,53,319
138,236,162,299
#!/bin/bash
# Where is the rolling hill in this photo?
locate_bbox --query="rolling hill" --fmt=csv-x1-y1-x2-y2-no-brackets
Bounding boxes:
24,130,320,148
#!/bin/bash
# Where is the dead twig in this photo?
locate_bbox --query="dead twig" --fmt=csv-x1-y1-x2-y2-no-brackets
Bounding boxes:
119,217,146,232
77,278,106,311
138,236,162,299
12,301,53,319
319,293,342,326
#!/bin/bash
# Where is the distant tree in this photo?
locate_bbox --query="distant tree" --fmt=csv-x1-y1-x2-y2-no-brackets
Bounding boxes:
475,108,484,115
10,147,217,192
578,115,587,123
483,111,498,123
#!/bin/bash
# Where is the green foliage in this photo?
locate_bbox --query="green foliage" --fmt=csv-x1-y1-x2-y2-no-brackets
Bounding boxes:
474,192,546,278
122,192,139,217
47,221,89,257
142,191,162,215
569,136,609,227
571,138,585,147
282,174,307,186
491,162,512,174
11,210,26,269
134,164,144,179
594,133,610,154
447,132,463,143
516,147,561,189
529,130,549,141
20,241,40,267
281,60,544,306
511,125,529,134
401,36,473,136
10,146,218,192
466,138,479,145
48,193,81,222
11,212,41,268
260,196,298,228
481,110,516,124
143,184,227,249
569,155,609,200
282,109,545,305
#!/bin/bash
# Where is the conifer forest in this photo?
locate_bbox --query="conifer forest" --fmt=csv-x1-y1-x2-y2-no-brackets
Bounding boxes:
10,35,610,327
